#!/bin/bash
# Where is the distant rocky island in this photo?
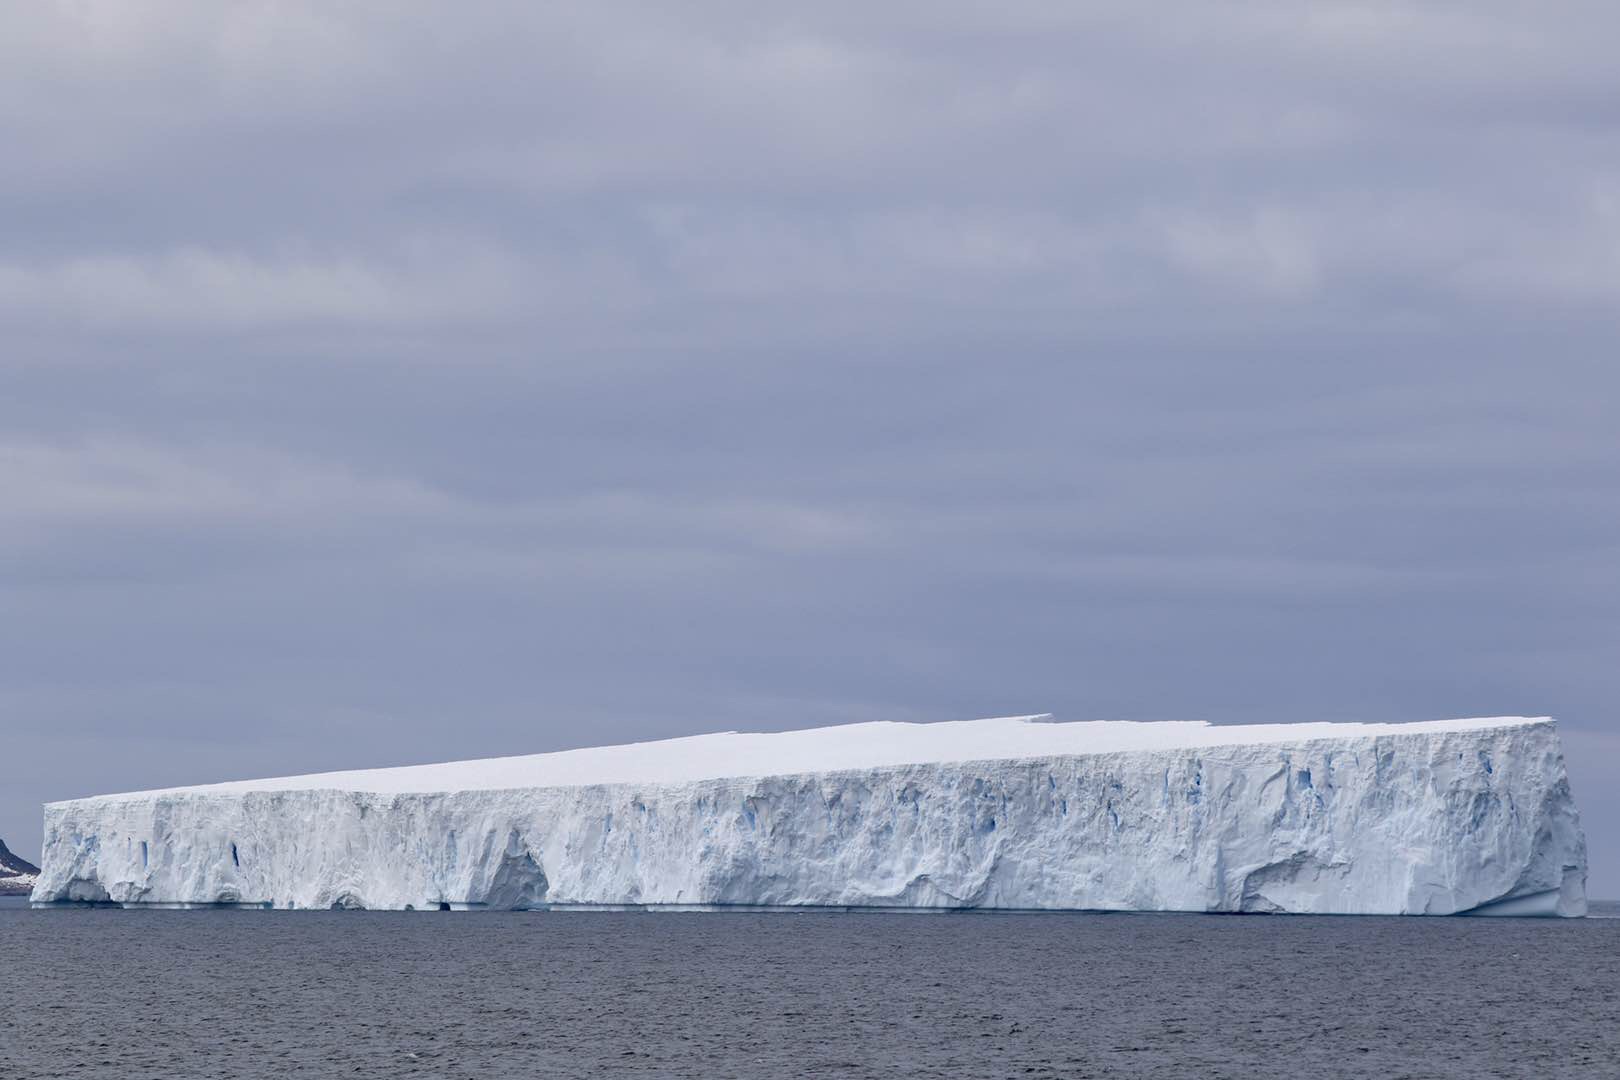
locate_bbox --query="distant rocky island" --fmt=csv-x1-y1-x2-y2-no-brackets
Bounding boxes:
0,837,40,896
27,715,1589,915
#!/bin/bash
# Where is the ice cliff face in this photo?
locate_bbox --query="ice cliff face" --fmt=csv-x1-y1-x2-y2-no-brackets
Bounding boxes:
32,716,1587,915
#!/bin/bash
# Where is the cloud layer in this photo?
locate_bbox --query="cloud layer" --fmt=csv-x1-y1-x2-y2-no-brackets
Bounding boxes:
4,2,1618,891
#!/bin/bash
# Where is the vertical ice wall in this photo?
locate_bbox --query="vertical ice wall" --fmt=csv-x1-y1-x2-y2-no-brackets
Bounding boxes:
32,717,1587,915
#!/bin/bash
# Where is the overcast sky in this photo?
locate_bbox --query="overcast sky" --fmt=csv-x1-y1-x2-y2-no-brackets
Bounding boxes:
4,2,1617,894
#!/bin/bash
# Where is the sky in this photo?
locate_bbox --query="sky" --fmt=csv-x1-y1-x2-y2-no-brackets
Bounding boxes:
3,2,1617,895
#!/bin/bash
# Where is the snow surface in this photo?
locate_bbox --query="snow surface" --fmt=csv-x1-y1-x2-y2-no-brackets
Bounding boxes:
33,715,1588,916
71,714,1554,798
0,873,38,897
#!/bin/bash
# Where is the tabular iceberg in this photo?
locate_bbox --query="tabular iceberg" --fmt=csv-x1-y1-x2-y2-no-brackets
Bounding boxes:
32,715,1587,916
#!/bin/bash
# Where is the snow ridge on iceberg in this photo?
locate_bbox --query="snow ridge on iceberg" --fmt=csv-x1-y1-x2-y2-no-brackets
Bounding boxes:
32,715,1588,916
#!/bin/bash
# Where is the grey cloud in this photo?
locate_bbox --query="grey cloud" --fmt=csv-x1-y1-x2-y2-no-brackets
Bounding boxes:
2,2,1617,893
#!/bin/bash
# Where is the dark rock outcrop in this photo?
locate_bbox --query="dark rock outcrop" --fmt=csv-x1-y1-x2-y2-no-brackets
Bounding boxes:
0,836,41,896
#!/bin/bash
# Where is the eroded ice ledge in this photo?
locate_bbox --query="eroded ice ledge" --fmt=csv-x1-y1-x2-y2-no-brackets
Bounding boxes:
33,715,1589,916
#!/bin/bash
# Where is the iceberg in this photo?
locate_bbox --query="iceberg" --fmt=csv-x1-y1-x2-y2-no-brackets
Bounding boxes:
31,715,1588,915
0,837,39,897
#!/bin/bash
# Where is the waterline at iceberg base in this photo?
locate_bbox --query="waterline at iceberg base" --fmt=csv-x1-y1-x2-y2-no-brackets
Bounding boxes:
32,715,1588,916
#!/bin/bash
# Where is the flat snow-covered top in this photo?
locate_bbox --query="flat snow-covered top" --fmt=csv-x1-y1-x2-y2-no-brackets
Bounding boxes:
61,715,1552,804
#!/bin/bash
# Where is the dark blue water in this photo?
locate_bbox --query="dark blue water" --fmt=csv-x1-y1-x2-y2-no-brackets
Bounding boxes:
3,903,1618,1078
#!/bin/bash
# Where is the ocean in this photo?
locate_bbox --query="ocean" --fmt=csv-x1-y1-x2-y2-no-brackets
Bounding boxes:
3,901,1617,1078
